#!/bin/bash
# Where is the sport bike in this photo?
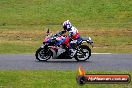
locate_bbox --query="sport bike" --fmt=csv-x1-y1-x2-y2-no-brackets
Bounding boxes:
35,29,93,61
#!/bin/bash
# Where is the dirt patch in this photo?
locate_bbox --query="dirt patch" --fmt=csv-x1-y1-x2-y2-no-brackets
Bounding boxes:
0,30,44,41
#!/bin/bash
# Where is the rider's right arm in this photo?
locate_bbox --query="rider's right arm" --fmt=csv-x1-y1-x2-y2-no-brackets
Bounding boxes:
53,30,66,37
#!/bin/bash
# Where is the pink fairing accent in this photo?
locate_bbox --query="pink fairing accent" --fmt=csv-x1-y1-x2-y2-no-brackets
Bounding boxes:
56,36,62,40
56,36,66,41
44,37,50,42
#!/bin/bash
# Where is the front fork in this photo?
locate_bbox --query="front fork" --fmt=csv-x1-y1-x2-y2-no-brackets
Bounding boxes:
40,44,49,54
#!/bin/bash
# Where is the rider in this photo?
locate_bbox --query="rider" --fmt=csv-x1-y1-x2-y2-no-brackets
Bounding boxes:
60,20,82,57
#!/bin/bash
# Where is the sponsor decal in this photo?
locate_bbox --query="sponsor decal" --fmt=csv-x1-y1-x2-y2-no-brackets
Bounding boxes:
76,66,131,85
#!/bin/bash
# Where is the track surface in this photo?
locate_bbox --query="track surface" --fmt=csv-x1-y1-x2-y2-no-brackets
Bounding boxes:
0,54,132,71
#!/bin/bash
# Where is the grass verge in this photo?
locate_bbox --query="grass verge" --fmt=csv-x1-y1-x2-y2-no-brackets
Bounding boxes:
0,28,132,53
0,70,131,88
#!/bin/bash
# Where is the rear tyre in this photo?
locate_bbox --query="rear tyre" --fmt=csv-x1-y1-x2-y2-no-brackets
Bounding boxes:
75,45,91,61
35,48,52,61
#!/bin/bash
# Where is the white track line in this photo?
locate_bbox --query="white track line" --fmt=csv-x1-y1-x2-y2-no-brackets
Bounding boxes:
92,53,112,54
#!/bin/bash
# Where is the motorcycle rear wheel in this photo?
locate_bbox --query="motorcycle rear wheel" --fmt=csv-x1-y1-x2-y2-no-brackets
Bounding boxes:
75,45,91,61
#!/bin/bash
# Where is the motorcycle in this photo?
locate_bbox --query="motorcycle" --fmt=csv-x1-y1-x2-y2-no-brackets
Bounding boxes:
35,29,93,61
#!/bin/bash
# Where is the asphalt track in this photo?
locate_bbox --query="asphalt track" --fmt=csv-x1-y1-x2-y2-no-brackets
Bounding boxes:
0,54,132,71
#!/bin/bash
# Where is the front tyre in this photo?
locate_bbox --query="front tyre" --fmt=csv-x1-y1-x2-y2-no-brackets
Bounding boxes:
75,45,91,61
35,48,52,61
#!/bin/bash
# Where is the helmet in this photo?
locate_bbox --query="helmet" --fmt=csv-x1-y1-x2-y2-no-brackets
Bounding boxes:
63,20,72,31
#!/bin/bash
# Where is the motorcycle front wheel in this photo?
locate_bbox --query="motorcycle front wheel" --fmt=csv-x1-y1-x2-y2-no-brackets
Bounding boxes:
35,48,52,61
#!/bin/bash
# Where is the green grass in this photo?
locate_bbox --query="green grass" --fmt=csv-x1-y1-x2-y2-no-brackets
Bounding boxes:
0,41,39,54
0,70,131,88
0,0,132,28
0,0,132,53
